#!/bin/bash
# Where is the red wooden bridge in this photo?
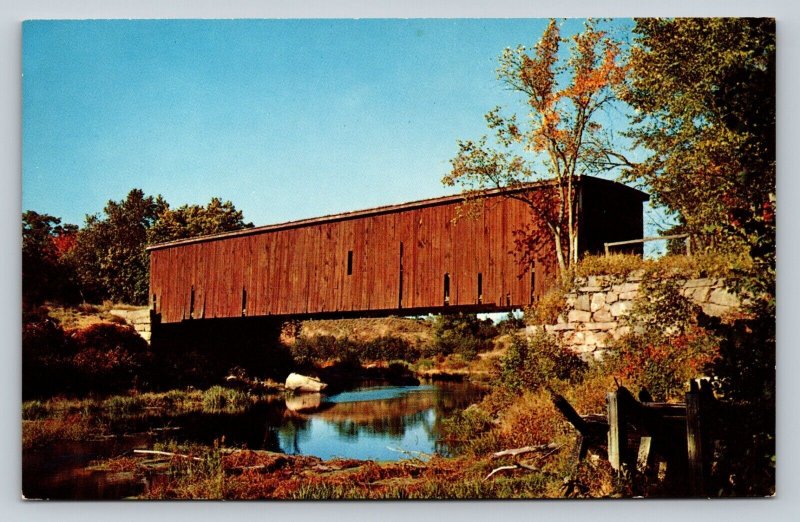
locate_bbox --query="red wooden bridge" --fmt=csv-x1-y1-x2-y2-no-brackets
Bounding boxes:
147,176,647,325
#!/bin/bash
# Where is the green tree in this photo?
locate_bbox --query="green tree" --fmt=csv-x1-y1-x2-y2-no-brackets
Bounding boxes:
68,189,167,304
444,19,628,276
147,197,253,245
623,18,775,302
22,211,78,306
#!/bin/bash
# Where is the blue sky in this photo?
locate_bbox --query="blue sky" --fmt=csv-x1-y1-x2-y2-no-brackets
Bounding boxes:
23,18,643,231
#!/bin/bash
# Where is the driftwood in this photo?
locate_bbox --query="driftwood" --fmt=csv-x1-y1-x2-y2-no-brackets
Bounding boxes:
491,442,559,459
132,449,202,461
483,465,520,481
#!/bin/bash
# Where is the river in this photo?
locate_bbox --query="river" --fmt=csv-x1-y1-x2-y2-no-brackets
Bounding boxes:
22,381,486,500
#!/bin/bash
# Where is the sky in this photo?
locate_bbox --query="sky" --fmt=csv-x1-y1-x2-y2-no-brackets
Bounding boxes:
23,18,650,236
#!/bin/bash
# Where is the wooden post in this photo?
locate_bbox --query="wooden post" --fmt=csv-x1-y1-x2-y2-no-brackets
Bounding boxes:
686,382,705,496
607,391,626,472
637,436,653,474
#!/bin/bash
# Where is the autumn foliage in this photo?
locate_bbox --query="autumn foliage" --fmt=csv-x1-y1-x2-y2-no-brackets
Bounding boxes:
446,19,629,276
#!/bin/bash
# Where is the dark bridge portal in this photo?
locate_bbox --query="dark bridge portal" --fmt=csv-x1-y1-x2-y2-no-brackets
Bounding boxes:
147,176,647,325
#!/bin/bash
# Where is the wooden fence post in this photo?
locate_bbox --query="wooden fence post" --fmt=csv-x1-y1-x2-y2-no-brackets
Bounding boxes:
686,380,707,496
607,391,626,472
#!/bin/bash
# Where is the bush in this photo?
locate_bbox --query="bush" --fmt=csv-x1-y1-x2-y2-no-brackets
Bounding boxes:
525,286,568,325
440,404,495,454
500,331,587,393
290,334,420,366
105,395,145,416
428,313,497,358
604,277,720,401
202,386,251,412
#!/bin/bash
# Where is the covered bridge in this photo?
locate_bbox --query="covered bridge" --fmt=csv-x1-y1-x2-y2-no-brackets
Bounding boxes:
147,176,647,325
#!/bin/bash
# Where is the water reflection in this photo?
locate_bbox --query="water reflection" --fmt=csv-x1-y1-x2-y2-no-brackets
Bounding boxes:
277,383,484,461
22,382,485,499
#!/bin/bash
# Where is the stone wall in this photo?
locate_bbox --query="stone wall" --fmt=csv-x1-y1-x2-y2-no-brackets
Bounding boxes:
527,273,740,360
110,308,152,343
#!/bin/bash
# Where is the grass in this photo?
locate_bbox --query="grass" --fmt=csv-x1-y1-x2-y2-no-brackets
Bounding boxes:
21,386,275,449
569,252,751,281
44,303,134,330
300,317,433,347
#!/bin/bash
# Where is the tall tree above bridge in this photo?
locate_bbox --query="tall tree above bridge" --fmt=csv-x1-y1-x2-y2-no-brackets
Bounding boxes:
622,17,775,303
444,19,628,277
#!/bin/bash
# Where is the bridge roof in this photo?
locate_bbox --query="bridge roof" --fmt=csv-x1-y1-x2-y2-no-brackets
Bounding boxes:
146,176,647,252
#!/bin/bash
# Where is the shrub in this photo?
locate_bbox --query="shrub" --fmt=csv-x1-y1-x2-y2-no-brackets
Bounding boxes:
608,326,719,401
440,404,495,454
428,313,496,358
105,395,145,416
604,277,720,401
22,401,50,420
525,286,568,325
500,331,587,393
496,311,526,334
202,386,250,412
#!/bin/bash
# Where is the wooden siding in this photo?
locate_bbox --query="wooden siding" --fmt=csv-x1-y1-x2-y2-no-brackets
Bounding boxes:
149,178,646,324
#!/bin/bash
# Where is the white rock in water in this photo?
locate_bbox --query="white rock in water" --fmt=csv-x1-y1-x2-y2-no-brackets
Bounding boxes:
285,373,328,393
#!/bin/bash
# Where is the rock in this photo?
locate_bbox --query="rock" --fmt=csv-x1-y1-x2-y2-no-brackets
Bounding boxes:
612,282,639,294
550,323,576,332
568,310,592,323
687,287,710,303
583,322,617,331
590,293,606,312
592,309,613,323
578,286,603,293
583,331,610,347
628,269,646,281
574,294,591,312
683,278,713,289
619,291,638,301
605,291,619,304
709,288,739,307
285,373,328,393
612,326,631,339
610,300,633,317
700,302,734,317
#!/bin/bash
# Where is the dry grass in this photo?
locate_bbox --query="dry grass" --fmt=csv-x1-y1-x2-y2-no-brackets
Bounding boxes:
300,317,433,347
44,303,134,330
571,252,751,281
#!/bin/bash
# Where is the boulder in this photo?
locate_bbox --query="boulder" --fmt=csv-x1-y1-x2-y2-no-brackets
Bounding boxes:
285,373,328,393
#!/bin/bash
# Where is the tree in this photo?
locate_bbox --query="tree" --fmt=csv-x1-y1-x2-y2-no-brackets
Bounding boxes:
444,19,628,277
67,190,253,305
623,18,775,302
147,197,253,245
68,189,167,304
22,211,78,306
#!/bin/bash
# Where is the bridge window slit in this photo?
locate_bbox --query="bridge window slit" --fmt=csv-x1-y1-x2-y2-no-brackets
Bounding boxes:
347,250,353,276
530,265,536,305
189,286,195,319
152,294,157,313
241,287,247,317
477,273,483,304
443,273,450,305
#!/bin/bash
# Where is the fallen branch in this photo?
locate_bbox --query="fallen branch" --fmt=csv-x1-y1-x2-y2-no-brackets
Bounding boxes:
133,449,202,461
483,465,519,481
491,442,559,459
386,446,431,462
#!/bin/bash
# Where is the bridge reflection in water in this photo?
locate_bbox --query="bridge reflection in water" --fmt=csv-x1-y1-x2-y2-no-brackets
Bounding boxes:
278,382,486,461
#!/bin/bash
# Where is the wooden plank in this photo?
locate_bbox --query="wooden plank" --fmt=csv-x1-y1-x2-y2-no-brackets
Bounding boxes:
686,388,705,496
607,390,625,472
